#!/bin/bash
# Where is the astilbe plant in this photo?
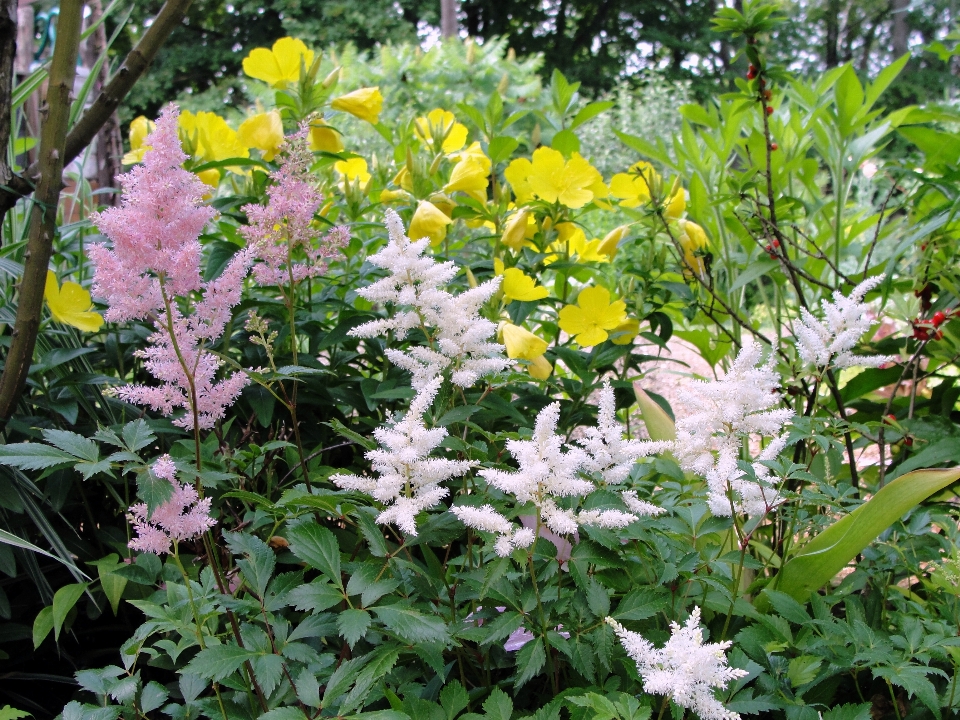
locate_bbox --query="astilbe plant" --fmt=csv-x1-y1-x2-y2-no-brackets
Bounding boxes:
90,104,254,436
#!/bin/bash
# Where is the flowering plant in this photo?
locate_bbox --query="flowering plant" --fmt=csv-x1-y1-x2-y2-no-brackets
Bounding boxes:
2,3,960,719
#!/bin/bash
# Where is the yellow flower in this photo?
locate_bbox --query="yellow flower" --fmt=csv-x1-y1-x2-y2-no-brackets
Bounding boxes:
44,271,103,332
196,168,221,188
501,209,531,251
610,318,639,345
527,147,603,209
504,157,534,203
451,141,491,174
598,225,630,259
309,119,344,153
414,109,468,153
242,37,314,88
548,223,609,264
379,188,408,204
501,322,552,379
558,286,627,347
237,111,284,161
122,116,155,165
665,190,686,221
678,219,709,278
409,201,453,247
610,161,659,208
331,87,383,124
180,111,249,168
393,166,414,192
502,268,548,303
444,157,488,201
334,157,371,185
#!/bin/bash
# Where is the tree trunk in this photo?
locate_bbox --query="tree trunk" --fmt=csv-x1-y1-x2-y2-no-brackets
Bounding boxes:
441,0,457,39
84,0,123,203
0,0,16,195
891,0,910,58
825,0,841,67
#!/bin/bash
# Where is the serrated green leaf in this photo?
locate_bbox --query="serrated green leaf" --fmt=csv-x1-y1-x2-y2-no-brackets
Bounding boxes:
0,444,77,471
41,429,99,462
338,608,371,648
478,610,524,646
482,687,513,720
287,581,342,613
439,681,469,720
136,471,173,518
139,682,168,713
182,645,259,681
788,656,821,687
372,605,449,645
515,637,546,688
287,523,342,586
121,419,156,452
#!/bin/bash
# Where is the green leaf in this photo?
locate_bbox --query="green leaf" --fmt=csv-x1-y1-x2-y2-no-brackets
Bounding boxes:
296,666,321,707
41,429,99,462
136,471,173,518
0,529,72,567
323,655,370,707
788,656,821,687
0,443,77,471
139,682,168,713
570,101,614,130
773,467,960,602
439,681,469,720
259,709,308,720
89,556,127,615
0,707,31,720
891,437,960,478
121,419,156,452
287,523,342,586
835,65,864,134
338,608,371,648
372,605,449,644
482,688,513,720
52,582,87,641
551,129,580,155
873,665,943,719
436,406,482,426
729,259,779,292
287,581,343,613
326,419,376,451
234,534,275,598
339,646,401,715
762,590,811,625
487,136,519,164
515,637,546,687
585,577,611,618
32,606,53,648
634,385,676,441
865,54,909,111
182,645,259,681
478,610,524,646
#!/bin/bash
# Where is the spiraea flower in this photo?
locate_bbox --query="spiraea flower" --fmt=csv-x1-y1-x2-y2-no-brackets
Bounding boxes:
128,455,216,555
672,338,793,517
795,275,897,369
241,126,349,287
606,609,748,720
350,210,508,390
331,378,472,536
90,104,255,431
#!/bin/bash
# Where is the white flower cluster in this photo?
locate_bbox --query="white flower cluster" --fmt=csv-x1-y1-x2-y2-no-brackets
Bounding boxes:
331,377,472,536
456,392,662,553
606,608,748,720
795,275,897,369
350,210,508,389
673,338,793,517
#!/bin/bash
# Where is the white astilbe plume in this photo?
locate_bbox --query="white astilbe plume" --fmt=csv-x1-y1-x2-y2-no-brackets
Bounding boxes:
450,504,535,557
673,338,793,517
350,210,508,389
795,275,897,369
606,609,748,720
331,378,472,535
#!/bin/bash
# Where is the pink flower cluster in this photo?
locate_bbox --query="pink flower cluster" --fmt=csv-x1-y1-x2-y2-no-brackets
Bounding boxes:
89,105,254,430
241,126,348,287
128,455,215,555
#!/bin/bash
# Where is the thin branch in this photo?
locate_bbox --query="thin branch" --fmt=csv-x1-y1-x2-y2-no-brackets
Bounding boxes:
0,0,84,427
0,0,16,197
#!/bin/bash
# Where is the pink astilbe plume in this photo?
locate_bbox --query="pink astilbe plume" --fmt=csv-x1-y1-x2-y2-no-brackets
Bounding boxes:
241,126,349,286
128,455,216,555
90,104,254,430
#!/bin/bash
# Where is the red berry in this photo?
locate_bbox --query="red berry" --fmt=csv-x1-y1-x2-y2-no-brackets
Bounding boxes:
904,436,914,446
768,253,777,260
914,327,930,341
766,106,774,115
886,414,896,422
772,239,780,248
934,330,944,340
747,68,757,80
933,311,946,326
770,143,779,151
758,78,766,89
763,89,772,100
921,244,927,251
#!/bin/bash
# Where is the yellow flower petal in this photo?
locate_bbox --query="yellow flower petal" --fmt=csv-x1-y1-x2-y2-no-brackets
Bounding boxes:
409,201,453,247
557,286,627,347
598,225,630,259
331,87,383,124
494,258,505,276
242,37,314,88
415,109,468,153
45,271,104,332
501,209,531,251
237,111,284,161
444,156,488,198
525,148,601,209
334,157,371,184
504,157,534,203
502,268,548,303
665,190,686,221
501,322,548,360
309,119,344,153
610,318,639,345
528,354,553,380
